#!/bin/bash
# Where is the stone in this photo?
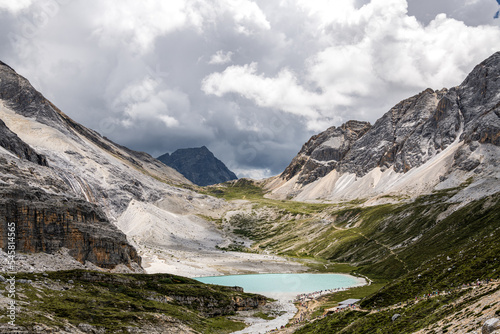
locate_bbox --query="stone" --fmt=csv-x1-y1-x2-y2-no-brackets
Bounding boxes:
392,314,401,322
483,318,500,334
281,120,371,185
0,275,5,282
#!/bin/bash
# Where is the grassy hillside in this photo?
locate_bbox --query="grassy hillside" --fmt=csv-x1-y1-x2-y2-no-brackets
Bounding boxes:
212,180,499,279
294,227,500,333
209,180,500,333
0,270,266,333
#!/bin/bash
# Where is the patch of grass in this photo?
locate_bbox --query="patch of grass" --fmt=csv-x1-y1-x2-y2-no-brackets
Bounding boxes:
299,259,360,274
203,317,246,333
298,289,483,334
213,184,500,333
204,179,265,200
295,310,369,334
253,311,276,320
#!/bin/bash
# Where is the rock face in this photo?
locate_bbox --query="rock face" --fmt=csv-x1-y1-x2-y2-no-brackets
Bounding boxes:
0,185,141,269
170,289,267,317
158,146,238,186
0,118,48,166
268,52,500,202
483,318,500,334
0,60,234,274
281,120,371,185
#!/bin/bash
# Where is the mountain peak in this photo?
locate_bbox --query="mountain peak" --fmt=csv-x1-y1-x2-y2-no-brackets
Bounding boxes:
270,52,500,202
158,146,237,186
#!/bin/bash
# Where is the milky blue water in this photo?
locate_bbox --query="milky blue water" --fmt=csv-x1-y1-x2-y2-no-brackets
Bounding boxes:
195,273,363,297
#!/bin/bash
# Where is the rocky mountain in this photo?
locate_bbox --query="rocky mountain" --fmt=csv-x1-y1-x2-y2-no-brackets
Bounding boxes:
267,52,500,203
158,146,238,186
0,60,229,272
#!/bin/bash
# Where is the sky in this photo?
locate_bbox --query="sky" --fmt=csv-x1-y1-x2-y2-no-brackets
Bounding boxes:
0,0,499,179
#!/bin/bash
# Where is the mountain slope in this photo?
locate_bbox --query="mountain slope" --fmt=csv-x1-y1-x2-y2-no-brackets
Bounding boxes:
0,61,291,278
158,146,238,186
266,52,500,204
0,61,229,273
0,60,192,218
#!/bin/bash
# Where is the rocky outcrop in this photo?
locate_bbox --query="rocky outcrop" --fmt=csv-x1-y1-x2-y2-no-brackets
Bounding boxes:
338,87,456,176
0,60,233,274
170,289,267,317
158,146,237,186
483,318,500,334
0,60,190,218
0,118,48,166
281,120,371,185
0,185,141,269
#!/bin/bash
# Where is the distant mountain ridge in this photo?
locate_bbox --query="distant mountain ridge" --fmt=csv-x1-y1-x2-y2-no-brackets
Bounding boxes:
158,146,238,186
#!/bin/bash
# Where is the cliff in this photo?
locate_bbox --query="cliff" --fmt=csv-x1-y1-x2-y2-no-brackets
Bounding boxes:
0,186,141,269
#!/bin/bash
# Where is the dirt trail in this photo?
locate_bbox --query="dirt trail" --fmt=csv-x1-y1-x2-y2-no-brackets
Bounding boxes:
356,230,410,273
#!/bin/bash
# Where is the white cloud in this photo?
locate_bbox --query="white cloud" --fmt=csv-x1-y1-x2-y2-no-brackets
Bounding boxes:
231,167,273,179
91,0,270,53
202,63,329,121
202,0,500,129
0,0,34,13
208,50,234,65
113,78,187,128
2,0,499,178
91,0,190,52
216,0,271,34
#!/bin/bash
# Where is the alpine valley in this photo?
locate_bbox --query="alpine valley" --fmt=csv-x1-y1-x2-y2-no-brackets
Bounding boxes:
0,52,499,333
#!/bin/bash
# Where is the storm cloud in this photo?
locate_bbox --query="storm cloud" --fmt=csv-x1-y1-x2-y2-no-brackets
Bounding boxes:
0,0,499,178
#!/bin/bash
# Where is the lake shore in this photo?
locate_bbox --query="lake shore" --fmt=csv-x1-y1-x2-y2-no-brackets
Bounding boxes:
197,273,367,334
141,246,309,277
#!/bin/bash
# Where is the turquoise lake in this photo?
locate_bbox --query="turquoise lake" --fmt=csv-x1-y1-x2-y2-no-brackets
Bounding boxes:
195,273,364,299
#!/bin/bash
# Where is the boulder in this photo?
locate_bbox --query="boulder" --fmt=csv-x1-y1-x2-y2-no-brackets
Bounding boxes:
392,313,401,322
483,318,500,334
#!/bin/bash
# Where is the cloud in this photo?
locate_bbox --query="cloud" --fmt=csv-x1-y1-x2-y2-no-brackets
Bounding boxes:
232,167,272,179
208,50,234,65
214,0,271,34
0,0,34,14
91,0,270,53
1,0,499,179
91,0,192,52
202,0,500,130
112,78,185,128
202,63,326,123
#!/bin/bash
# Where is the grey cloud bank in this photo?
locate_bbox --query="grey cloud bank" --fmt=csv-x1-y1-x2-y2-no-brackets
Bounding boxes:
0,0,498,179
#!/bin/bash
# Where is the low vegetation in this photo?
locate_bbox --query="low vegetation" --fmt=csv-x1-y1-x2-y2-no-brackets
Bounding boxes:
213,179,500,333
0,270,264,333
